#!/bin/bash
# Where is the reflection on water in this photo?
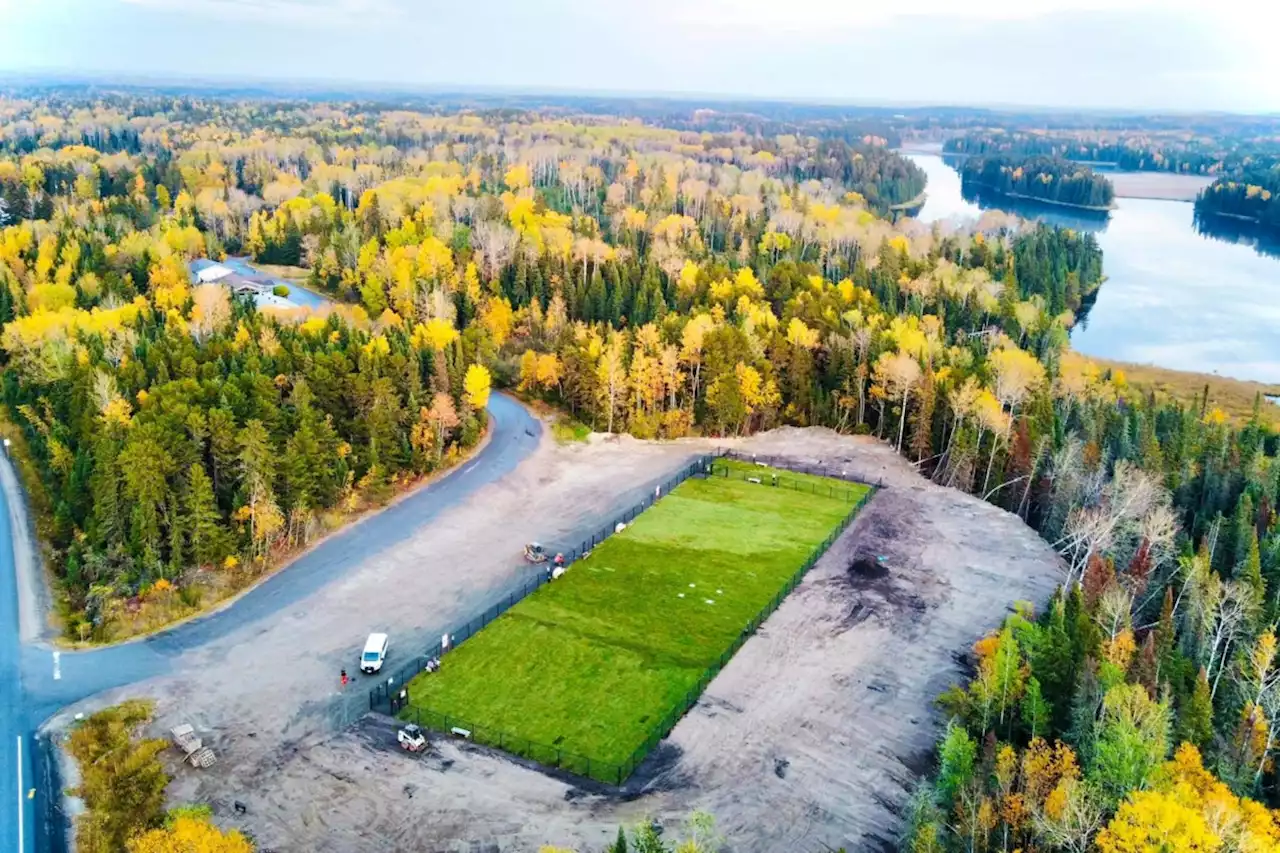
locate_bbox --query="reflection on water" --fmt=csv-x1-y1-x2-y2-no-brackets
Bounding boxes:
904,153,1280,383
960,186,1111,230
1193,213,1280,261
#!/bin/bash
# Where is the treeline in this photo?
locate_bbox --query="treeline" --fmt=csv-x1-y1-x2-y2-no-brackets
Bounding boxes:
945,130,1280,176
960,156,1115,210
1195,169,1280,233
798,140,925,209
0,187,492,642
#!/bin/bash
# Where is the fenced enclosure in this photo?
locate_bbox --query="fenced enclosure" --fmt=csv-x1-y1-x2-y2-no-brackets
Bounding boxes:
369,453,719,715
370,453,876,786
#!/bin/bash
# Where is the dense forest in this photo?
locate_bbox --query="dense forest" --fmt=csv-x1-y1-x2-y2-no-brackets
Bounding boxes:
959,156,1115,210
1194,169,1280,235
945,130,1280,176
3,91,1280,850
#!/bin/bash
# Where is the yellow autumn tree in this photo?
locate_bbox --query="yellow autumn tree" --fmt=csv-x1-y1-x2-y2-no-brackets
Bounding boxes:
1095,790,1219,853
412,317,458,351
1096,744,1280,853
127,813,254,853
518,349,540,392
786,317,819,349
480,296,515,347
535,352,562,392
463,363,491,410
504,163,531,191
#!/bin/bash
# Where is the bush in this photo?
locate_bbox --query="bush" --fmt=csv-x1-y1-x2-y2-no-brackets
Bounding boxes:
551,418,591,444
272,284,289,297
67,700,170,853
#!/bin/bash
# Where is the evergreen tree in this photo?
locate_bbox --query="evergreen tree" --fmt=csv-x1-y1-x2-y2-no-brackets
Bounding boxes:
1176,668,1215,752
183,463,223,568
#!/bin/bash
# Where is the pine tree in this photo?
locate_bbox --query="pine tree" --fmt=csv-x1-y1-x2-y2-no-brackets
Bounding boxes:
511,254,529,306
283,415,322,512
89,437,124,548
166,504,185,578
1231,493,1256,576
1176,668,1214,752
1238,533,1267,625
605,826,628,853
184,463,223,568
587,269,606,322
207,407,239,506
1036,596,1077,728
1020,675,1051,741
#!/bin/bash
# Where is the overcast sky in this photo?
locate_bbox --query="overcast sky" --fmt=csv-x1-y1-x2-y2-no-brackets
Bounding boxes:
2,0,1277,112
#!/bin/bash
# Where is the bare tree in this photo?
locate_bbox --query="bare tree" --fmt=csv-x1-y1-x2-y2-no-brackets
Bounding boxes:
1054,462,1170,584
471,221,518,283
873,351,922,453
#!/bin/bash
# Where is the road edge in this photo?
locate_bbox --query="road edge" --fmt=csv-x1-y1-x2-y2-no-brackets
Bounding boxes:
0,452,50,646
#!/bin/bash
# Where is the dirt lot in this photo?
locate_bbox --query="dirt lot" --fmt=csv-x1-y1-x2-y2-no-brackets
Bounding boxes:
51,427,1063,853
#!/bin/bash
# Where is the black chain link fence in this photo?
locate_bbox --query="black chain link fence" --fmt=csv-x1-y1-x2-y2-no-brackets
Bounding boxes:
371,451,876,785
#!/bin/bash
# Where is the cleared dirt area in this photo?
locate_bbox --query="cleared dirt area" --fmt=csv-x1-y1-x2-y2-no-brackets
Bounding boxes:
50,427,1064,852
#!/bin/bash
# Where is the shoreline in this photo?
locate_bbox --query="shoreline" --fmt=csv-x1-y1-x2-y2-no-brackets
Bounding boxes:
962,181,1114,212
889,189,927,211
1197,209,1261,223
899,148,1213,203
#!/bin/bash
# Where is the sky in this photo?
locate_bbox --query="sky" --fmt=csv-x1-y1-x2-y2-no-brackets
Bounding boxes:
2,0,1279,112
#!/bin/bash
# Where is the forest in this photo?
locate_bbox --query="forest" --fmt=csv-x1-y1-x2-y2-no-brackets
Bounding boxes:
944,130,1280,176
2,89,1280,850
1194,168,1280,234
958,156,1115,211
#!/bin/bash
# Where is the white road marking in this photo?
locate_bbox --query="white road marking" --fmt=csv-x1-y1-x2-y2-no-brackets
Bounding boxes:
16,734,24,853
462,463,477,475
52,650,60,680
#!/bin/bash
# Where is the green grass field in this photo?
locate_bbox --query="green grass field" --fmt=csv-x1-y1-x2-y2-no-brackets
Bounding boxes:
404,461,870,780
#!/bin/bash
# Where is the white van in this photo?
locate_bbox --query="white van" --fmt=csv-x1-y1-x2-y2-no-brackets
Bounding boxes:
361,633,389,674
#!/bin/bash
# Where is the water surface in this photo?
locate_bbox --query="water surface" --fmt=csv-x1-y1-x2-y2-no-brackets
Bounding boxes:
906,154,1280,383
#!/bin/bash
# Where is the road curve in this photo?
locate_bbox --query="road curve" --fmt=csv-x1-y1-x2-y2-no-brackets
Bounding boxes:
0,392,541,853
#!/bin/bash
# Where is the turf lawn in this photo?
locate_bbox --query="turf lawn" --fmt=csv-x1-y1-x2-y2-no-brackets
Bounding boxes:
404,462,870,779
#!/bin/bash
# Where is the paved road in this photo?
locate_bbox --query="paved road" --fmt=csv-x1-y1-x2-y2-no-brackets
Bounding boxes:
0,393,541,853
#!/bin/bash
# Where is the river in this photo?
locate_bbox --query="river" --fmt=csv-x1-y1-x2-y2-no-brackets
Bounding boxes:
905,153,1280,384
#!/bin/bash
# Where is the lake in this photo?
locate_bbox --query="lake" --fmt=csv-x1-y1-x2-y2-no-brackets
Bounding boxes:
905,153,1280,384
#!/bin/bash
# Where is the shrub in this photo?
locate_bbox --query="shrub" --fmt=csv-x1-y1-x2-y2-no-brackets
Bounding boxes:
272,284,289,297
67,700,170,853
551,418,591,444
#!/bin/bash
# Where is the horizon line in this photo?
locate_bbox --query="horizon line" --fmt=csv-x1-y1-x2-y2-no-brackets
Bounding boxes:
1,68,1275,119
